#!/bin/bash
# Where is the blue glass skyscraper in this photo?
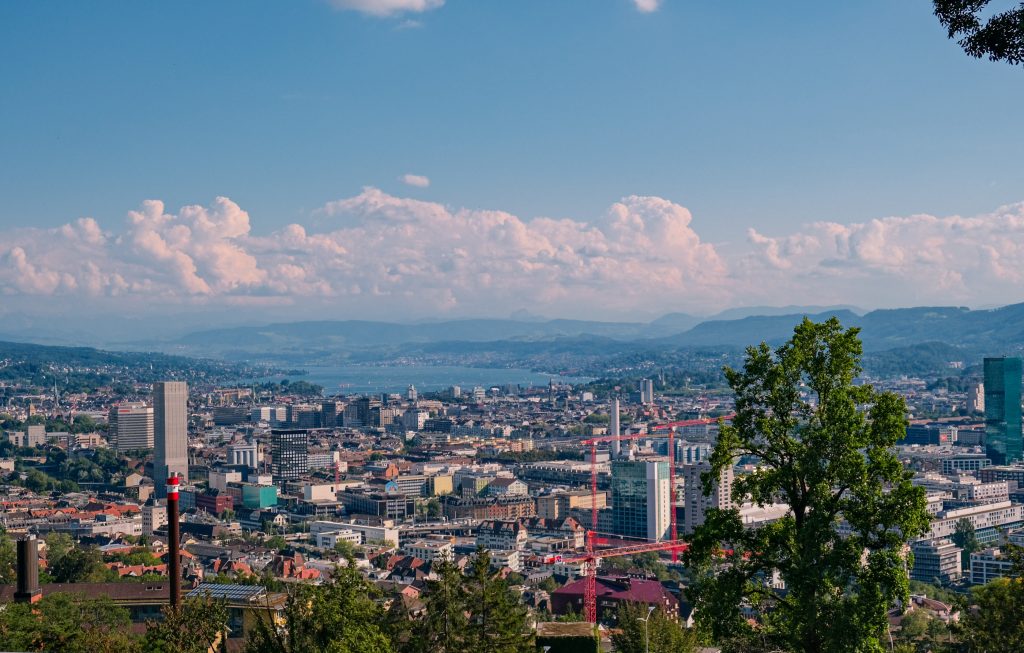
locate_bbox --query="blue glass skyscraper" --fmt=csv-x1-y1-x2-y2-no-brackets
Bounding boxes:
984,357,1023,465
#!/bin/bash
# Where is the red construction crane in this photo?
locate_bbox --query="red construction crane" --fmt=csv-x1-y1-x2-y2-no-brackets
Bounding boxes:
571,413,733,623
581,416,727,559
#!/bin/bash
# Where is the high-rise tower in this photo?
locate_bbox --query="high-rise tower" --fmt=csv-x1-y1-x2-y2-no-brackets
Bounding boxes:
154,381,189,497
984,357,1023,465
683,460,734,534
610,397,621,458
109,402,154,452
610,459,671,542
271,428,309,488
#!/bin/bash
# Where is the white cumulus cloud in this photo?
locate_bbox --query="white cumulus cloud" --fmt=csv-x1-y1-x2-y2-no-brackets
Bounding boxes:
633,0,662,13
741,202,1024,307
328,0,444,17
400,173,431,188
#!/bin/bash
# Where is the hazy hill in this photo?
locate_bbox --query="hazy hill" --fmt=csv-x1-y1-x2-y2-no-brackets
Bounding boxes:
88,302,1024,367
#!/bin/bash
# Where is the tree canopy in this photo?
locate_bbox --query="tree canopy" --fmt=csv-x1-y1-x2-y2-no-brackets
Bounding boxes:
0,593,139,653
934,0,1024,65
245,564,395,653
610,603,697,653
686,318,930,653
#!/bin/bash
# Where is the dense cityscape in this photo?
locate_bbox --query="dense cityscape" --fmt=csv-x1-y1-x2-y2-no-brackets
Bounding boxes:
0,327,1022,651
3,1,1024,651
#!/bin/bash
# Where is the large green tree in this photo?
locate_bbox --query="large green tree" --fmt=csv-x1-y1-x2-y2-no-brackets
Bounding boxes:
245,564,394,653
48,545,117,583
410,559,469,653
462,548,534,653
0,528,16,584
934,1,1024,65
143,595,230,653
610,603,697,653
0,592,140,653
685,318,930,653
951,518,979,572
957,543,1024,653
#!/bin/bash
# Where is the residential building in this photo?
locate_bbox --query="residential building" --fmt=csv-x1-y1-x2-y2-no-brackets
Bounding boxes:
406,539,454,564
440,495,536,520
923,500,1024,544
683,460,734,534
552,576,678,622
484,477,528,497
489,548,522,572
537,490,607,520
970,547,1017,585
910,539,962,584
141,501,167,537
476,520,528,551
209,469,243,493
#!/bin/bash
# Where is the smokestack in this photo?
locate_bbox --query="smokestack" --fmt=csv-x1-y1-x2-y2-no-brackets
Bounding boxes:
166,474,181,608
611,398,621,458
14,535,41,604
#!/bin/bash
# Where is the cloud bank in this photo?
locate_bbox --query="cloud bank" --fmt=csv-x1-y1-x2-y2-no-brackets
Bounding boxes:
2,190,1022,319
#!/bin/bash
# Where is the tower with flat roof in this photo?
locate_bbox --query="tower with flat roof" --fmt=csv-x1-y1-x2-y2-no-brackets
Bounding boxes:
154,381,189,496
984,357,1023,465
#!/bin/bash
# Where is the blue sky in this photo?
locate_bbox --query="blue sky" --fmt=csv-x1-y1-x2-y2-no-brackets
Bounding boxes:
1,0,1023,324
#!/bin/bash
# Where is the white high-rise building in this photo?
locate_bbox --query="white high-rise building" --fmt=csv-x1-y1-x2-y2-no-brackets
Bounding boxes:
683,460,734,534
407,385,418,402
142,500,168,537
610,397,621,458
639,379,655,405
968,382,985,413
109,402,154,452
154,381,189,496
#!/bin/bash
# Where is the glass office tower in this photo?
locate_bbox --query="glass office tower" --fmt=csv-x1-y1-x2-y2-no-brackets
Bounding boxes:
610,459,671,542
984,357,1023,465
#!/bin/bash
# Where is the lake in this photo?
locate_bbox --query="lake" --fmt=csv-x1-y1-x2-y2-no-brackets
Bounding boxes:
290,365,592,394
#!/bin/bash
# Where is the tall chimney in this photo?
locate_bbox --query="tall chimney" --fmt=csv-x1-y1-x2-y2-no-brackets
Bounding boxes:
14,535,41,604
166,473,181,608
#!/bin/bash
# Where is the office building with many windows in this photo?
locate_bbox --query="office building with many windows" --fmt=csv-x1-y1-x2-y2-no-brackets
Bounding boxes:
109,402,154,452
984,357,1023,465
611,459,671,542
271,429,309,488
154,381,189,495
683,460,734,534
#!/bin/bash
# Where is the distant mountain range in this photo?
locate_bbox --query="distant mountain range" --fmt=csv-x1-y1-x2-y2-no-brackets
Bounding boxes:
133,303,1024,363
6,303,1024,379
666,304,1024,352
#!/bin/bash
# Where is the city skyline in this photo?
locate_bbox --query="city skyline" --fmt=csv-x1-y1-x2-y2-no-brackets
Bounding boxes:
2,1,1024,323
